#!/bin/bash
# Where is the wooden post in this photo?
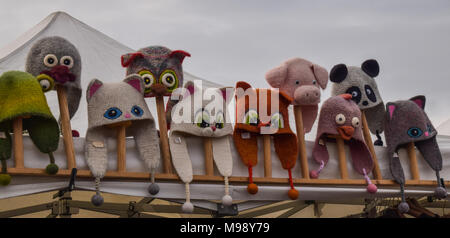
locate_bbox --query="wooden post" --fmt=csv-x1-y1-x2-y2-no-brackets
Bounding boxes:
361,111,382,180
406,142,420,180
155,95,172,174
293,105,309,179
56,86,76,169
203,138,214,176
335,136,349,179
107,121,132,173
12,117,24,169
263,135,272,178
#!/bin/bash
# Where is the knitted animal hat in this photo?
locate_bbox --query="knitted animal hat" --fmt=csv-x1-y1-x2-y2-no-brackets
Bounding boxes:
26,36,82,121
169,81,234,213
234,81,299,199
121,46,191,127
384,96,447,213
0,71,60,183
330,59,385,146
265,58,329,133
310,94,377,194
85,74,160,206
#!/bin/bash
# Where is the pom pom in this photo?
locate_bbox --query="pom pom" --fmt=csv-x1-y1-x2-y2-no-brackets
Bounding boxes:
310,170,319,179
45,163,59,175
398,202,409,213
0,174,11,186
148,183,160,195
91,194,104,206
366,184,378,194
222,195,233,206
247,183,258,194
72,130,80,137
434,187,447,199
182,202,194,213
288,189,299,200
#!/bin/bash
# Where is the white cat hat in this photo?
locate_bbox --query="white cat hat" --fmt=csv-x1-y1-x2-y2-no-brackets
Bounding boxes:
85,75,160,206
169,81,234,213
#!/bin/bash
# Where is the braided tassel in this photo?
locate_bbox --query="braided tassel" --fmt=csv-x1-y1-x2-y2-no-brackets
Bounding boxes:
182,182,194,213
91,177,104,206
222,176,233,206
147,168,160,195
363,168,377,194
247,165,258,194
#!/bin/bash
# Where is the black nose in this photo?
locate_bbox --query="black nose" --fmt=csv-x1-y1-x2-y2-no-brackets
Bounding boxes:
362,101,368,106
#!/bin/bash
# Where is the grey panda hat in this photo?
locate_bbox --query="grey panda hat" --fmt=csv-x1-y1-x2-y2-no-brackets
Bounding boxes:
330,59,385,146
85,74,160,206
385,95,447,213
169,81,234,213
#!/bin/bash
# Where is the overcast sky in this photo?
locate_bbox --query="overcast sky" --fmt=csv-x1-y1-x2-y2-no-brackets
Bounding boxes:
1,0,449,126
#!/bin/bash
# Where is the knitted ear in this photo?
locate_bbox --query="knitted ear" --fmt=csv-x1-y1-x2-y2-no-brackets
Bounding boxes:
265,64,287,88
311,64,329,89
386,103,396,120
219,87,234,104
124,74,144,95
121,52,144,67
184,81,196,96
329,64,348,83
169,50,191,64
86,79,103,102
361,59,379,77
409,95,426,110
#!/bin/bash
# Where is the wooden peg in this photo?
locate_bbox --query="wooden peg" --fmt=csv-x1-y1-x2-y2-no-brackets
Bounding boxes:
361,111,382,179
263,134,272,178
56,85,76,169
406,142,420,180
107,121,132,173
203,137,214,176
293,105,309,179
327,134,349,179
12,117,24,168
155,95,172,174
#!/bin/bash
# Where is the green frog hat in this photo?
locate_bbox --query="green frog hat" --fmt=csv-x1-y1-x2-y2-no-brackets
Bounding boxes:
0,71,60,184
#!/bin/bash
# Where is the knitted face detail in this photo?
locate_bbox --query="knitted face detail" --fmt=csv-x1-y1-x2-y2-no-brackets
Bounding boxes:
121,46,191,97
265,58,329,133
26,36,82,119
170,81,233,138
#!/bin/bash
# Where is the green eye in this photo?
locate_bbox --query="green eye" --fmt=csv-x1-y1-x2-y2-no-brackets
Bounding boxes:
138,70,155,94
194,110,210,128
215,112,224,129
244,109,258,125
271,113,284,129
160,69,178,92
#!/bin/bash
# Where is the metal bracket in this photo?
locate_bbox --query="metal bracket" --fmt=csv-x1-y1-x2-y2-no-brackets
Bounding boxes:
216,203,238,217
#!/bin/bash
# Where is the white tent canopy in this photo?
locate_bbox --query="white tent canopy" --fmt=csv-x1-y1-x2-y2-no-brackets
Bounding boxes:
0,11,223,135
438,119,450,136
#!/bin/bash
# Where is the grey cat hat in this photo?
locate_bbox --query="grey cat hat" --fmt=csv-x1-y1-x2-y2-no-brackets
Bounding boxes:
385,95,447,213
85,75,160,206
169,81,234,213
330,59,385,146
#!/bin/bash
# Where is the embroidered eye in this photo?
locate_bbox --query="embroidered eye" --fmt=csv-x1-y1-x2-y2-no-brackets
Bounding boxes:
160,70,178,92
312,80,317,85
131,105,144,117
138,70,155,93
352,117,360,127
407,127,423,138
36,74,55,92
346,86,362,104
60,56,74,68
215,112,224,129
244,109,259,126
104,107,122,120
270,113,284,129
43,54,58,67
427,124,433,133
195,110,210,128
335,114,346,125
364,85,377,103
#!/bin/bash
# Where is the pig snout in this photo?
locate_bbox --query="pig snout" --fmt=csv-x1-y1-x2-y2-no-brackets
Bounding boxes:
293,86,321,105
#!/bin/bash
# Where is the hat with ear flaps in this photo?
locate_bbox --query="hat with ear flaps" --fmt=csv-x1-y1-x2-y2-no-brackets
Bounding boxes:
169,81,234,213
384,95,447,213
310,94,377,194
233,81,299,200
84,74,161,206
0,71,60,184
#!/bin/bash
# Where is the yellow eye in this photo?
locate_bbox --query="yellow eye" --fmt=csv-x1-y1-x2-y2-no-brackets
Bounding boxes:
138,70,155,93
160,69,178,92
215,112,225,129
244,109,258,125
270,113,284,129
194,109,210,128
43,54,58,67
36,74,55,92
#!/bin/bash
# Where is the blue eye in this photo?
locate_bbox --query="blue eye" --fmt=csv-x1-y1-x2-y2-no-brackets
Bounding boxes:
104,107,122,120
407,127,423,138
131,105,144,117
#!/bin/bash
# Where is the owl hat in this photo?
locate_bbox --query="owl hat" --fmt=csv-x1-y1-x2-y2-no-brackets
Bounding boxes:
233,81,299,200
0,71,60,184
310,94,377,194
384,96,447,213
169,81,234,213
85,75,160,206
